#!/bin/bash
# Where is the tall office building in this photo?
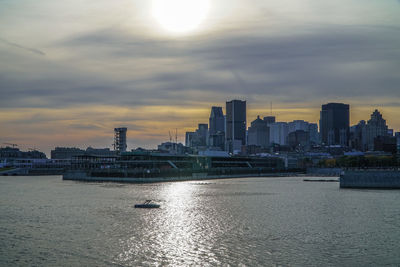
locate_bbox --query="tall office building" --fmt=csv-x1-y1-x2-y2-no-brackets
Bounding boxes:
288,120,320,146
185,124,209,149
288,120,309,133
114,127,127,153
263,116,276,125
209,107,225,135
320,103,350,146
248,116,269,147
365,109,389,150
288,130,310,150
196,123,208,147
185,132,195,147
350,120,367,151
208,106,225,150
226,100,246,153
269,122,289,146
308,123,319,145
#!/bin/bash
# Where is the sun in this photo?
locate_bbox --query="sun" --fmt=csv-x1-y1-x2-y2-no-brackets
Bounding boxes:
152,0,210,34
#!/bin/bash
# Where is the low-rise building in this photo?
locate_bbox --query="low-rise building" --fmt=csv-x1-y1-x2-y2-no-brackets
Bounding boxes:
51,147,85,159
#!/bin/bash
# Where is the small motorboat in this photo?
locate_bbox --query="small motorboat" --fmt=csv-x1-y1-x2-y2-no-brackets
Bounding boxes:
134,200,160,209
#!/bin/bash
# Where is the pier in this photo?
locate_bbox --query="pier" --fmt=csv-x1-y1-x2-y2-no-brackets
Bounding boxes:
340,169,400,189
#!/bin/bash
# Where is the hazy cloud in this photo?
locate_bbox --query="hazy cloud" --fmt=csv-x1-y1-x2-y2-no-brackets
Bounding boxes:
1,0,400,154
2,23,399,110
0,38,45,55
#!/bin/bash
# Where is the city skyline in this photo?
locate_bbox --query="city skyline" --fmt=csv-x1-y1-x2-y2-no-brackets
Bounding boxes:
1,100,398,156
1,0,400,155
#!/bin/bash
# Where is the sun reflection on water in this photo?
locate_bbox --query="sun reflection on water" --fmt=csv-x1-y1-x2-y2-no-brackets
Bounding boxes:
116,182,221,265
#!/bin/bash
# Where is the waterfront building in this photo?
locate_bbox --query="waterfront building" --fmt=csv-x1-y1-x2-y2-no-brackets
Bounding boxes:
269,122,289,146
85,147,116,157
373,136,397,154
248,116,269,147
114,127,127,153
51,147,115,159
51,147,85,159
198,150,230,157
365,109,389,151
1,147,47,159
320,103,350,146
157,142,185,155
226,100,246,153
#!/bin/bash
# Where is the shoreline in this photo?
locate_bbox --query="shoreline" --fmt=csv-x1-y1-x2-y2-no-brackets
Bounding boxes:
62,172,307,184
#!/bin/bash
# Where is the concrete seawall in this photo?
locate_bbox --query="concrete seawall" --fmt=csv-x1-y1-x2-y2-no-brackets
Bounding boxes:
307,168,342,177
0,168,65,176
340,170,400,189
63,171,302,183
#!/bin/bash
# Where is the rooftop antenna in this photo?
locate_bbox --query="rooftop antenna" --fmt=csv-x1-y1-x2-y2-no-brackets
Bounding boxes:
175,128,178,144
168,131,172,142
270,102,272,115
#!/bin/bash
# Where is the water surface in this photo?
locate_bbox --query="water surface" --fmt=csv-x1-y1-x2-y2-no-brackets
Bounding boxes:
1,176,399,266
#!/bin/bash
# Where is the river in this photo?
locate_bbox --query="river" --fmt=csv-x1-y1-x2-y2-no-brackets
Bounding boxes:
1,175,399,266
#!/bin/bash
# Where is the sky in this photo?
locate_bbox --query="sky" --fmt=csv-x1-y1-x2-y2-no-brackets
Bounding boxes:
1,0,400,155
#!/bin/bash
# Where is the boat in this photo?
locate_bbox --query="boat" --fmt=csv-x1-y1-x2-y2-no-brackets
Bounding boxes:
134,200,160,209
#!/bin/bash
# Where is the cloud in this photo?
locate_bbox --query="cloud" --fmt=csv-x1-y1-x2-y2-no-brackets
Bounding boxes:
68,124,102,130
2,23,400,111
68,24,400,100
0,38,45,56
1,1,400,154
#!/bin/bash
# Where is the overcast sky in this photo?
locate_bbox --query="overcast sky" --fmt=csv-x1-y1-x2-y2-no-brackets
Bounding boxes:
1,0,400,155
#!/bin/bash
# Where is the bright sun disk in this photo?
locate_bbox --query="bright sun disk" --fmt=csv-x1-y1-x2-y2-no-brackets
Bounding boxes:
152,0,210,33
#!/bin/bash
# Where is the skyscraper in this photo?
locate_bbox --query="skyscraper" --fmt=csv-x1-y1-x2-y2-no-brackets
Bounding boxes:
320,103,350,146
350,120,367,151
288,120,319,146
196,123,208,147
288,130,310,150
366,109,389,150
288,120,309,133
263,116,276,125
185,132,195,147
269,122,289,146
208,106,225,150
114,127,127,153
248,116,269,147
226,100,246,153
209,107,225,135
308,123,319,145
185,124,208,149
